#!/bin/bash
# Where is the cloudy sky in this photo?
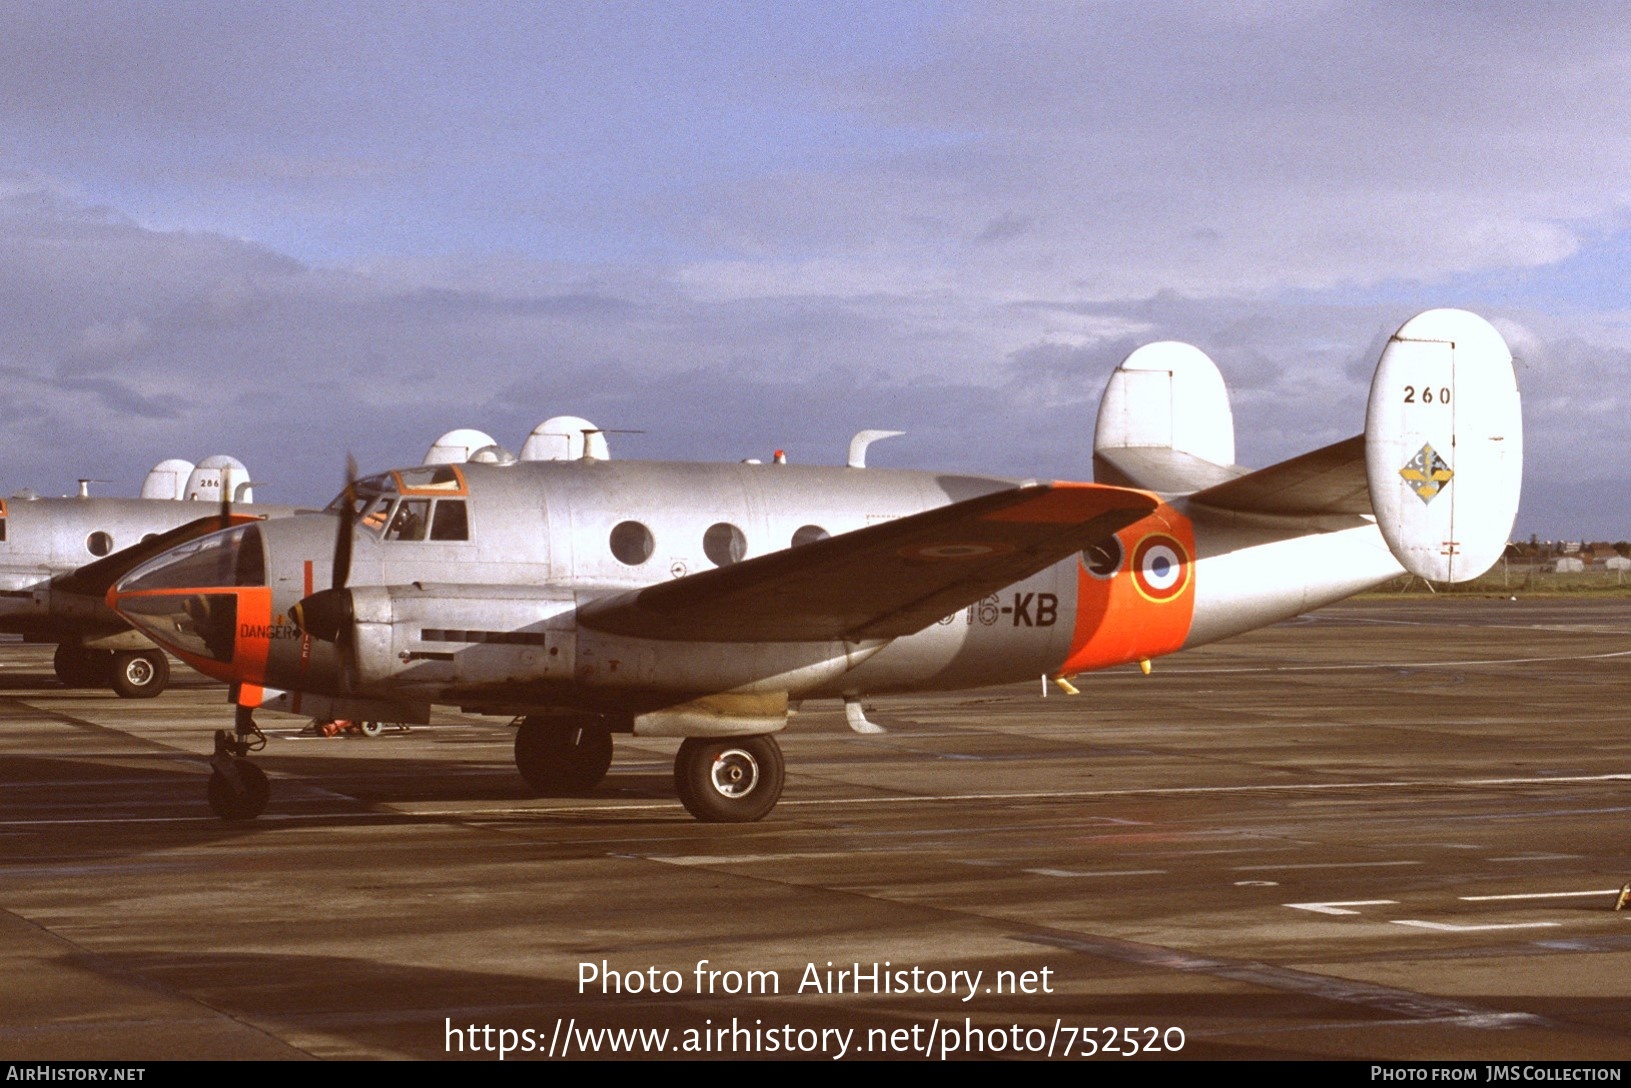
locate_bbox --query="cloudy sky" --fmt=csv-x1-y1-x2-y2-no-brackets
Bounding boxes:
0,1,1627,537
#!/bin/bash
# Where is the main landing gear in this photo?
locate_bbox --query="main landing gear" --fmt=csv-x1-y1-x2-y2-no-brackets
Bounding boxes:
53,643,170,699
513,715,614,793
207,705,269,820
109,650,170,699
510,717,786,823
673,736,784,823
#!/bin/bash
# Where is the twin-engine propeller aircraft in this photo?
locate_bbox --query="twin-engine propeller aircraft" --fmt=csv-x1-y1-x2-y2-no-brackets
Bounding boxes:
109,309,1522,822
0,456,298,697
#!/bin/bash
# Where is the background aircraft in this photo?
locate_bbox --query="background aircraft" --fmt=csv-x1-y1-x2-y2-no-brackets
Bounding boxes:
4,418,603,701
0,456,298,697
109,309,1521,822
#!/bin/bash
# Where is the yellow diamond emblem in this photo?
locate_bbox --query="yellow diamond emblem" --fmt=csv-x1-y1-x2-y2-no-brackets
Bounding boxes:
1399,442,1454,503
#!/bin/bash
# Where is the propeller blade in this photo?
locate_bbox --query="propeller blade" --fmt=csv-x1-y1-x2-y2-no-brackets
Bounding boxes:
333,453,358,591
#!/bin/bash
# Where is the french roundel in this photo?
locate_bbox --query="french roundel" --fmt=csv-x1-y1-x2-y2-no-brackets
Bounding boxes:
1131,533,1190,602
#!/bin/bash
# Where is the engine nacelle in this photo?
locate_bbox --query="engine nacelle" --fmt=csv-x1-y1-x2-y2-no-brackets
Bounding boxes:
346,583,578,693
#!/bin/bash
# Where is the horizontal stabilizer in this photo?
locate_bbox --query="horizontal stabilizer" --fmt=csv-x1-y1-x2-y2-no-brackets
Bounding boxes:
1094,446,1248,495
580,483,1159,642
1188,435,1370,517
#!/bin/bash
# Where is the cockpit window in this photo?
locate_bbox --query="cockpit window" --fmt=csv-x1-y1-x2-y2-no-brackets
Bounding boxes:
385,500,430,541
430,500,469,541
332,468,470,539
395,465,467,494
359,495,392,535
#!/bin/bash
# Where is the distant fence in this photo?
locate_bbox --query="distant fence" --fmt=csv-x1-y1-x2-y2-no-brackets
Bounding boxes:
1376,559,1631,594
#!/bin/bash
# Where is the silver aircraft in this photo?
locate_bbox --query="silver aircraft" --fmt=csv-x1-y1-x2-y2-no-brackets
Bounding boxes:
0,456,298,696
110,310,1522,822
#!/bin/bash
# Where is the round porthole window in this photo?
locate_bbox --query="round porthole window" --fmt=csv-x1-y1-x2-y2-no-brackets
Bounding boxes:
609,521,654,565
87,531,113,557
703,522,746,566
791,524,829,548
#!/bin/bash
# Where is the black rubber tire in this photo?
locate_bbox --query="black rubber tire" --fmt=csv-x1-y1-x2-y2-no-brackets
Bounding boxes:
53,643,110,687
514,716,614,793
359,720,384,738
207,762,269,820
109,650,169,699
674,735,785,823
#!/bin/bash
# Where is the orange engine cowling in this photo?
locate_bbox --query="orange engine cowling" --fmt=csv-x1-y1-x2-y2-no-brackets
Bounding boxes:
1058,506,1196,673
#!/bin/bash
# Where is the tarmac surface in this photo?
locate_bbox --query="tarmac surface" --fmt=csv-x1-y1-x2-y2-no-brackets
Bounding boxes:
2,596,1630,1061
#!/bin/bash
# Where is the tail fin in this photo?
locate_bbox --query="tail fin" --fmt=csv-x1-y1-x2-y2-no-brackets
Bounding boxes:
1365,309,1521,582
1093,342,1244,493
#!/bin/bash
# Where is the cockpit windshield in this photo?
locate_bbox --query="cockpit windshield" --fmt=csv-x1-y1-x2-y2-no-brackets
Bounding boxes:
324,466,470,542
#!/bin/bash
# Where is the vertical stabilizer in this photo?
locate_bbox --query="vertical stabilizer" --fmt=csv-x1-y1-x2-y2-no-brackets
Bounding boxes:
1365,309,1522,582
1094,342,1239,492
1095,342,1234,464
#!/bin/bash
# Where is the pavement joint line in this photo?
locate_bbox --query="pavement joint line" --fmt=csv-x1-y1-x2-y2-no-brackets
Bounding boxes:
1459,890,1620,901
1018,930,1550,1026
1392,920,1563,932
8,770,1631,826
1235,861,1422,871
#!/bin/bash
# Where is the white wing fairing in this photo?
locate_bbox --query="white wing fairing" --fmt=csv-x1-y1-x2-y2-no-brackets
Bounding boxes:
108,308,1524,824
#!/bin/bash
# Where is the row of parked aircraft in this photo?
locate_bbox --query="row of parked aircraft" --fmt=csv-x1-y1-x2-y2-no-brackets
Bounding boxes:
13,310,1525,824
0,418,617,697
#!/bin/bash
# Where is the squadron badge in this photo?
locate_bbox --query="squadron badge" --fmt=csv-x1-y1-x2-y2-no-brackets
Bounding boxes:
1399,442,1454,503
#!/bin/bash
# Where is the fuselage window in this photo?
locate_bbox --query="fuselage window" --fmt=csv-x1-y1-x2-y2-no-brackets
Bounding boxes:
87,531,113,557
609,521,654,566
791,524,829,548
430,500,469,541
704,522,746,566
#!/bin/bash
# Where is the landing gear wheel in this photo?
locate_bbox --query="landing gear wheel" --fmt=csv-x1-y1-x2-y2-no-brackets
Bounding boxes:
674,735,784,823
53,643,110,688
109,650,169,699
359,720,384,738
207,761,269,820
514,716,614,794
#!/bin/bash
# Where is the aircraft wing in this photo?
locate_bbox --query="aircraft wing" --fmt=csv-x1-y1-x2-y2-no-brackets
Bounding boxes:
578,482,1159,642
53,513,267,598
1186,434,1370,517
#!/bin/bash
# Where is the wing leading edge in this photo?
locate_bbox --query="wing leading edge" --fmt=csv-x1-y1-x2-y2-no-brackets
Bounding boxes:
578,482,1160,642
1186,435,1370,517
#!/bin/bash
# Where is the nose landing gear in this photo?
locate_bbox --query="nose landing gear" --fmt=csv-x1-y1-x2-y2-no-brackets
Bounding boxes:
207,705,269,820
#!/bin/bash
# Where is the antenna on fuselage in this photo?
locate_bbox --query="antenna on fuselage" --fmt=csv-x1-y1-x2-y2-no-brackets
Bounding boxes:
846,430,904,469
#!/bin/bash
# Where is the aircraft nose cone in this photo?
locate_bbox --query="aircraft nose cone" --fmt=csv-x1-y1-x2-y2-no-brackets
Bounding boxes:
110,524,267,668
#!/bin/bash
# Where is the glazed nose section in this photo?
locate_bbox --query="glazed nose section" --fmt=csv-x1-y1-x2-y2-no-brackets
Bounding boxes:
110,524,267,671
